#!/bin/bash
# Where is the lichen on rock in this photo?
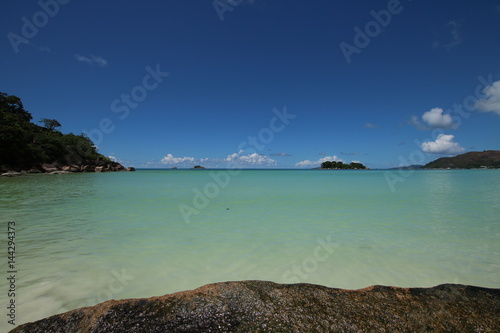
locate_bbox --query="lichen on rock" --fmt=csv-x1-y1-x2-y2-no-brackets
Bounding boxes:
10,281,500,332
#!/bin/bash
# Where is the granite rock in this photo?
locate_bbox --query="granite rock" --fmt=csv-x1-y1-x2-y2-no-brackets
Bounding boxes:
1,171,24,177
10,281,500,332
41,163,59,173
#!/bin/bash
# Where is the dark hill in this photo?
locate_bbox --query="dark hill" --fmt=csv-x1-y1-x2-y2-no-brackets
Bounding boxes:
423,150,500,169
0,92,131,174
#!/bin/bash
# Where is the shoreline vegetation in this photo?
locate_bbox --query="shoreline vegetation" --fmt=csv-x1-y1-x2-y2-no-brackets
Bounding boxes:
0,92,134,176
422,150,500,169
319,160,367,170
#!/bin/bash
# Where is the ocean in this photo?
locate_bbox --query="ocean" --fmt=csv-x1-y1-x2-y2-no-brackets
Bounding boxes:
1,169,499,330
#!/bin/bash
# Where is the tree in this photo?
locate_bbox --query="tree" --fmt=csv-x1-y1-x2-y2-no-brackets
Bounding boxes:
0,91,113,170
319,160,367,170
321,161,333,169
349,162,366,169
0,93,34,168
39,118,62,131
0,92,32,121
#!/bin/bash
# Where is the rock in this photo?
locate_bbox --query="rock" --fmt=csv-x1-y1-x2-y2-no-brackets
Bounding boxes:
109,162,125,171
9,281,500,332
61,165,80,172
127,167,136,171
41,163,59,173
1,171,23,177
81,165,92,172
27,168,42,173
49,171,70,174
94,166,104,172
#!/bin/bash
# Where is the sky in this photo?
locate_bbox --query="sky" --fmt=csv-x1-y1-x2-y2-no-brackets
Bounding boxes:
1,0,500,169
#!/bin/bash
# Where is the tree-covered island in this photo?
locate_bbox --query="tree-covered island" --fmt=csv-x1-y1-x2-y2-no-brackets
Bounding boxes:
320,161,367,169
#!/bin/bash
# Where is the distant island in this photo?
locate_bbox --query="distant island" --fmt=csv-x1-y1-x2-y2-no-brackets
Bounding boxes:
388,165,424,170
0,92,133,175
320,161,367,170
422,150,500,169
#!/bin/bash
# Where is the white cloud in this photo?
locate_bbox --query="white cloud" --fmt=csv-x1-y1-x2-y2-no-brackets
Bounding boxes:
108,156,117,162
421,107,456,129
475,80,500,116
364,123,380,129
410,108,457,130
75,54,108,67
295,156,343,168
225,150,277,166
421,134,465,155
161,154,195,165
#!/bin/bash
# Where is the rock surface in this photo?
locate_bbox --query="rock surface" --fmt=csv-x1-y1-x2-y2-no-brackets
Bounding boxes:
1,171,24,177
41,163,59,173
10,281,500,333
0,161,134,175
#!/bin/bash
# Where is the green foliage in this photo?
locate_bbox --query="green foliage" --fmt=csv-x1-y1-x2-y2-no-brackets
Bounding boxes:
39,118,62,131
349,162,366,169
320,160,367,169
0,92,110,170
0,92,32,121
321,161,333,169
423,151,500,169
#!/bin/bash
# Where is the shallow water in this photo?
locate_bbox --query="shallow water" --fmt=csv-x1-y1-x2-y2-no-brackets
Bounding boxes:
1,169,499,329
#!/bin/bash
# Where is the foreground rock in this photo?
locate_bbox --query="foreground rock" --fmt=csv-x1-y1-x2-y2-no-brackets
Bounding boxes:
10,281,500,332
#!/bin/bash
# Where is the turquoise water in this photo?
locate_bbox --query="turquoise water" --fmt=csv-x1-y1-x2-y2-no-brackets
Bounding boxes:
1,169,499,329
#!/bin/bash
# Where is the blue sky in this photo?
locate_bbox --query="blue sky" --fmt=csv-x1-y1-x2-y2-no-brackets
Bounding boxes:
1,0,500,168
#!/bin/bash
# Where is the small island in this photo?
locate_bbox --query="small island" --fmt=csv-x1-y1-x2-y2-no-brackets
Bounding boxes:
320,161,367,169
